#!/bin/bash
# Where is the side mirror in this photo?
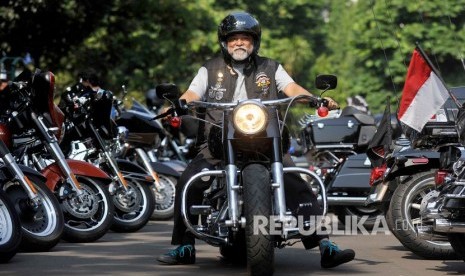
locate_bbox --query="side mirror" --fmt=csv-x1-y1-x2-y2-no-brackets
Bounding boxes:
156,83,180,101
315,74,337,90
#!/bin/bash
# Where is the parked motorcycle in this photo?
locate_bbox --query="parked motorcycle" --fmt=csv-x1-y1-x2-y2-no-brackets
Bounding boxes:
299,105,385,227
60,84,155,232
154,75,334,275
0,187,21,263
113,95,187,220
3,70,114,243
365,87,465,259
419,102,465,261
0,135,63,252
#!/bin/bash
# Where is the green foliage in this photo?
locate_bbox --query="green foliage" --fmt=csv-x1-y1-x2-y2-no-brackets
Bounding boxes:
2,0,465,114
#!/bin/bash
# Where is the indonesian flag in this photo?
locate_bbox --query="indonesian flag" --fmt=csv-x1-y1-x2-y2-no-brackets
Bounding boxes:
398,48,449,132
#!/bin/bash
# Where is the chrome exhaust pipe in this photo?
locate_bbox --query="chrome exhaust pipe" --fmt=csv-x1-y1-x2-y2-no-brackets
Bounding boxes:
365,182,389,206
434,218,465,233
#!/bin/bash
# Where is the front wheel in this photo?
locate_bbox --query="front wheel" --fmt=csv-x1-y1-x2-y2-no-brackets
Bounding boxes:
3,175,64,252
111,179,155,232
243,164,274,275
387,170,457,259
151,174,176,220
60,176,114,243
0,190,22,263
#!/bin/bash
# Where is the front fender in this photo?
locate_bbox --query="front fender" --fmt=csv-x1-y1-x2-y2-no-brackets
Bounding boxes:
0,164,47,183
149,161,185,178
115,159,153,184
42,159,110,191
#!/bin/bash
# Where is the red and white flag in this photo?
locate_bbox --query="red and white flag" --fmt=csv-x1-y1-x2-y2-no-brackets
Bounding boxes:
398,48,449,132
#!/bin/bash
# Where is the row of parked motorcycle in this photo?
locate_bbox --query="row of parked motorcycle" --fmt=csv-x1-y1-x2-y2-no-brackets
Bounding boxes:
3,67,465,266
294,85,465,261
0,69,194,263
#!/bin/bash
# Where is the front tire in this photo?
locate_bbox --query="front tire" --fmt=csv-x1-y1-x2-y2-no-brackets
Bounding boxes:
243,164,274,276
3,175,64,252
151,174,176,220
0,190,22,263
387,170,457,259
60,176,114,243
111,179,155,232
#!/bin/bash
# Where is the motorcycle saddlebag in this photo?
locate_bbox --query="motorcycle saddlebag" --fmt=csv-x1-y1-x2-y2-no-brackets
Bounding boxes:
327,153,371,191
310,117,361,145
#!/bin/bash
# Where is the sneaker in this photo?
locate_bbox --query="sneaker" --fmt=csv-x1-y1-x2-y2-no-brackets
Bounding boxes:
319,240,355,269
157,245,196,265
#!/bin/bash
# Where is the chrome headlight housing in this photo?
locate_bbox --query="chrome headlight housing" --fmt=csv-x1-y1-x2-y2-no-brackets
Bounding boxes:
233,101,268,135
117,126,129,143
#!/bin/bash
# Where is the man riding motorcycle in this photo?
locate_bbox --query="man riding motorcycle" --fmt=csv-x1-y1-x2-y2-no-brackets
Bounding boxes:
156,11,355,269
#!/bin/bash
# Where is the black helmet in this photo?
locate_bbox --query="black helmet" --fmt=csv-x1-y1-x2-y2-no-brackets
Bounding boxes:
218,11,261,62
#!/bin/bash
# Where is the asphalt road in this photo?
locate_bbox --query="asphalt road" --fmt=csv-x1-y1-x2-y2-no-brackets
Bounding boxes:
2,216,465,276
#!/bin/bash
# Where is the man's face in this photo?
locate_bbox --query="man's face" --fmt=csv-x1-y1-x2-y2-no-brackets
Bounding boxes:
227,33,254,61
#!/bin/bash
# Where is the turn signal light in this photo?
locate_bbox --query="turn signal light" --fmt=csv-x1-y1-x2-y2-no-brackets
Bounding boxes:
317,106,329,117
170,117,181,128
369,164,386,186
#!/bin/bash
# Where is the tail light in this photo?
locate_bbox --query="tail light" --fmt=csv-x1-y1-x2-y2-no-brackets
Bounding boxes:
434,170,448,186
369,164,387,186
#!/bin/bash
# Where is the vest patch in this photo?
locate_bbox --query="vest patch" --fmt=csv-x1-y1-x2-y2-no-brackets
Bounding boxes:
208,71,227,100
255,72,271,96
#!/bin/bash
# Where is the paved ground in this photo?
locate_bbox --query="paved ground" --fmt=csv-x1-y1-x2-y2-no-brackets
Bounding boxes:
2,217,465,276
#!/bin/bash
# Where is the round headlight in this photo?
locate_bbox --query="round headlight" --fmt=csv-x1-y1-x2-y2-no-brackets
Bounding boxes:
233,102,268,135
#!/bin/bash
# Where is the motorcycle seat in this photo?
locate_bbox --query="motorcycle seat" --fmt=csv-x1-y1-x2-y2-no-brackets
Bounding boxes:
340,106,375,125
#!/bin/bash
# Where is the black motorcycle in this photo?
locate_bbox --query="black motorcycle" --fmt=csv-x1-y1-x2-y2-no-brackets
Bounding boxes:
0,176,21,263
0,133,63,252
3,70,114,243
299,105,388,227
419,102,465,261
113,90,187,220
155,75,334,275
60,85,155,232
365,87,465,259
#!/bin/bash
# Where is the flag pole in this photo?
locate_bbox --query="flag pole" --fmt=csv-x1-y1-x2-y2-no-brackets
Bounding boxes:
415,42,461,108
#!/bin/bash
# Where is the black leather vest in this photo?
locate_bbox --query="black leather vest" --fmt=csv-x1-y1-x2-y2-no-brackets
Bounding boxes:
197,55,280,145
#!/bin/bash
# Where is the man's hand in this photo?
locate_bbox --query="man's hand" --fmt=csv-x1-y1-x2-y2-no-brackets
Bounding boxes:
323,97,339,110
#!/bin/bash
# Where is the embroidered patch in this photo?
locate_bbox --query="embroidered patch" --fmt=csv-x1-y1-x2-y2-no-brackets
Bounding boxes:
209,71,226,100
255,72,271,95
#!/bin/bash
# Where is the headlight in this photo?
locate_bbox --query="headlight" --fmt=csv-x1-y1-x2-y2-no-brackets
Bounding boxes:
233,101,268,135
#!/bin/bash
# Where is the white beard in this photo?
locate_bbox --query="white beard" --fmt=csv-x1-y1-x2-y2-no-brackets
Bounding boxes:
229,47,252,61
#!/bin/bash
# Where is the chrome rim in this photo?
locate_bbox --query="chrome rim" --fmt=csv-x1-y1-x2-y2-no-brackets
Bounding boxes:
153,175,175,213
4,181,58,237
113,180,148,223
0,196,14,246
404,175,450,246
62,178,110,232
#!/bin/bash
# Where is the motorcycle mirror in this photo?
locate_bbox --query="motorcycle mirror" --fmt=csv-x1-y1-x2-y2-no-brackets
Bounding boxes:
156,83,180,101
315,74,337,91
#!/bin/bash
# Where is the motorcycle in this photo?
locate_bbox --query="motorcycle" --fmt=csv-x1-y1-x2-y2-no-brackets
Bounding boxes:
0,186,21,263
3,70,114,243
154,75,334,275
419,103,465,261
113,88,187,220
0,132,63,252
60,84,155,232
365,87,465,259
299,105,391,228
